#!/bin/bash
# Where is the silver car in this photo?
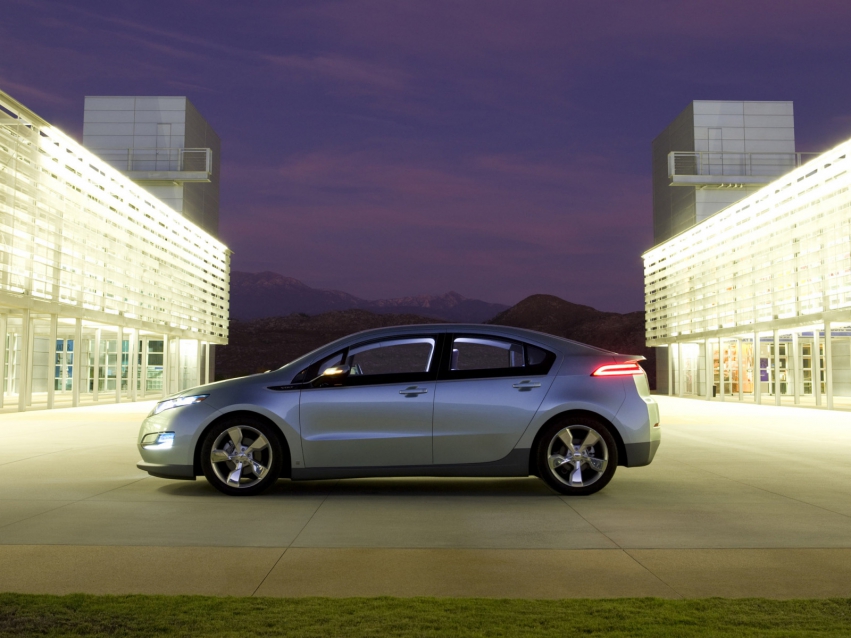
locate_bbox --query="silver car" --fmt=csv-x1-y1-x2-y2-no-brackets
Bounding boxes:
137,325,660,496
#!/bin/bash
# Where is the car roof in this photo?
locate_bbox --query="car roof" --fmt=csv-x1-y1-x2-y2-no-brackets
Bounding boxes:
338,323,613,352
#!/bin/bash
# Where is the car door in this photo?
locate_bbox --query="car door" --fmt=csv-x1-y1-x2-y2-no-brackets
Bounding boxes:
432,334,557,465
300,335,441,468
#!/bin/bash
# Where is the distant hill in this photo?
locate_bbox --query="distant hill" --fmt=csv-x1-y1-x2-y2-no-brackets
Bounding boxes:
216,293,652,386
488,294,647,355
229,271,509,322
489,294,654,383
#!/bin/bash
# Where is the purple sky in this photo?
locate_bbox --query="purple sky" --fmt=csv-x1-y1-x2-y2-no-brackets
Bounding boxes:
4,1,851,311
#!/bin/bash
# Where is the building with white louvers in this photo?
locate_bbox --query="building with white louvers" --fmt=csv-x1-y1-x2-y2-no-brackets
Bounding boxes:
644,117,851,410
0,88,229,411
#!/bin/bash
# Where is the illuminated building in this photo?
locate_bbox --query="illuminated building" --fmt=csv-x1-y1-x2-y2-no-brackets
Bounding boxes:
645,101,851,408
0,89,229,411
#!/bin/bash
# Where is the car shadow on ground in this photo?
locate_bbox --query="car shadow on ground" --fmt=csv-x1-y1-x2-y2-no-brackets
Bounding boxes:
155,476,558,498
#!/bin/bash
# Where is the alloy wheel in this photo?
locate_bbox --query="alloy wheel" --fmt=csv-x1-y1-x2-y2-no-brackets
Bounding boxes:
546,425,609,488
209,425,273,489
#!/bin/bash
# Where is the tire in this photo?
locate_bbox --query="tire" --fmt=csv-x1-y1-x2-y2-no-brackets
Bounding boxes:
200,416,284,496
535,415,618,496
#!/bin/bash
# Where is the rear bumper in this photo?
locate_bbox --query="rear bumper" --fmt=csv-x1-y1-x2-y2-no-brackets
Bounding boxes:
613,378,661,467
136,462,196,480
623,438,661,467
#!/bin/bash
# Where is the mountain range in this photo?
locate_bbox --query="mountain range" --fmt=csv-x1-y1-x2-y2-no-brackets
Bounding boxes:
229,271,509,322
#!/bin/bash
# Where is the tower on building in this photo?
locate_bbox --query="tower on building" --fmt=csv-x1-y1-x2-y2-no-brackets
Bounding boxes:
82,96,220,237
652,100,798,244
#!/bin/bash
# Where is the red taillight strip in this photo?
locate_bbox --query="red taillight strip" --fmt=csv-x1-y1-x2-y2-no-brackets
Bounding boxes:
591,362,644,377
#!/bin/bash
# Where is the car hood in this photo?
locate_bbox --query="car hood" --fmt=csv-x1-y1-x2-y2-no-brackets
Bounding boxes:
171,368,292,399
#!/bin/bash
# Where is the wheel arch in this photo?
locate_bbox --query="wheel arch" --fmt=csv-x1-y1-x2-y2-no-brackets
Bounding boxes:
193,410,292,478
527,409,627,476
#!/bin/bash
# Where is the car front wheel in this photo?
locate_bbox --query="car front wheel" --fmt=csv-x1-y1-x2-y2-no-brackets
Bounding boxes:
200,417,283,496
536,416,618,496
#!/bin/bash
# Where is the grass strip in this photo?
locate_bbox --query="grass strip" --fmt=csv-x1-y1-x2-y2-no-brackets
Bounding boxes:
1,594,850,637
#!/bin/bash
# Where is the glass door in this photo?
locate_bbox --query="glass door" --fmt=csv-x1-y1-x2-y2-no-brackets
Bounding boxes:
766,342,791,396
5,333,20,395
740,341,754,394
138,339,164,392
54,339,74,392
801,341,825,395
99,339,118,391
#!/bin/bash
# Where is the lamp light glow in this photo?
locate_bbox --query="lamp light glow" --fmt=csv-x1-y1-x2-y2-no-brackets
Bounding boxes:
141,432,175,449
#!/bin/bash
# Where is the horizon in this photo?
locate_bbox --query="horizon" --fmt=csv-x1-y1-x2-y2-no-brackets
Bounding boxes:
232,268,640,314
4,1,851,312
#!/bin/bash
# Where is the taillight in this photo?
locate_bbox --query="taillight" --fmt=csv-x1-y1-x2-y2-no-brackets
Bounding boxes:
591,362,644,377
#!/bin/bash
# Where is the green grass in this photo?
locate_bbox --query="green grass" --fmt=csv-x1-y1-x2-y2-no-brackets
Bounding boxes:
1,594,850,637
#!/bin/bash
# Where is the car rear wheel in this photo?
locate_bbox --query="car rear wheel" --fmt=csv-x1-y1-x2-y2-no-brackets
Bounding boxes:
200,417,283,496
536,416,618,496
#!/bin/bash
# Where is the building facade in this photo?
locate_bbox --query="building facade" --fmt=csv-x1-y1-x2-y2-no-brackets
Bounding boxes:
651,101,821,394
644,134,851,409
0,89,229,412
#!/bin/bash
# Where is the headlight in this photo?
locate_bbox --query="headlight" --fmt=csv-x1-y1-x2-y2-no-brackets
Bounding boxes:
152,394,209,415
141,432,175,449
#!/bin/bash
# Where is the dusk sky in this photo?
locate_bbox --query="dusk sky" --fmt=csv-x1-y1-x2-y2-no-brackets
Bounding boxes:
3,0,851,312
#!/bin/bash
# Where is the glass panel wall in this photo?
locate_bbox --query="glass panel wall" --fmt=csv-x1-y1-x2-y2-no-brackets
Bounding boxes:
0,315,209,410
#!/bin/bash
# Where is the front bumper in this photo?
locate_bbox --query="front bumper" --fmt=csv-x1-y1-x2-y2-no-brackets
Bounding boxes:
136,462,196,480
137,400,217,479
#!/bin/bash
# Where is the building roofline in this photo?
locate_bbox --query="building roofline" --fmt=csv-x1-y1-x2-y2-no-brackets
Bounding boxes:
642,143,837,258
0,89,50,128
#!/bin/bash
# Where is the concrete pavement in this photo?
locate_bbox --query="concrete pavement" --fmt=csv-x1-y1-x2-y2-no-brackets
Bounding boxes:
0,396,850,598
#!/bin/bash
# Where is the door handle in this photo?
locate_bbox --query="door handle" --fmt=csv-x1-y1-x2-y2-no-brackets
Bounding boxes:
513,381,541,389
400,387,428,395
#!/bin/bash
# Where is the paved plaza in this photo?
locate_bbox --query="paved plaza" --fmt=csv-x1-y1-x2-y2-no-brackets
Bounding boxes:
0,396,850,598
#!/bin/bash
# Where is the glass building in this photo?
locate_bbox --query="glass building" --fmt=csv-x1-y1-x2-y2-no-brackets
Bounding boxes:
0,89,229,411
644,125,851,409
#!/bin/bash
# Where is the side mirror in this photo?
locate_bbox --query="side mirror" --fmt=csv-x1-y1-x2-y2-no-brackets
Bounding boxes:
311,364,351,387
322,364,351,377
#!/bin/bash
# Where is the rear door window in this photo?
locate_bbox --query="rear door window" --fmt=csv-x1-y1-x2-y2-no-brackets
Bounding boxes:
444,336,555,379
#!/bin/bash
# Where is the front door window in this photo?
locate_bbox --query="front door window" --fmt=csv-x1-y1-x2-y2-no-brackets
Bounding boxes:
347,338,435,380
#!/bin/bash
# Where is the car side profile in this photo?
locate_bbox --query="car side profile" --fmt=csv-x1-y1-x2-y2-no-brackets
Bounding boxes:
137,324,660,496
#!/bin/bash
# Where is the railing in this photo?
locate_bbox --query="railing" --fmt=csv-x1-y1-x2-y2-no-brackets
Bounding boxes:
669,151,820,179
94,148,212,175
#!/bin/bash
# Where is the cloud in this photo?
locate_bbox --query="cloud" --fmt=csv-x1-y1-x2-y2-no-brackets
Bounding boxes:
18,0,410,96
0,78,73,106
